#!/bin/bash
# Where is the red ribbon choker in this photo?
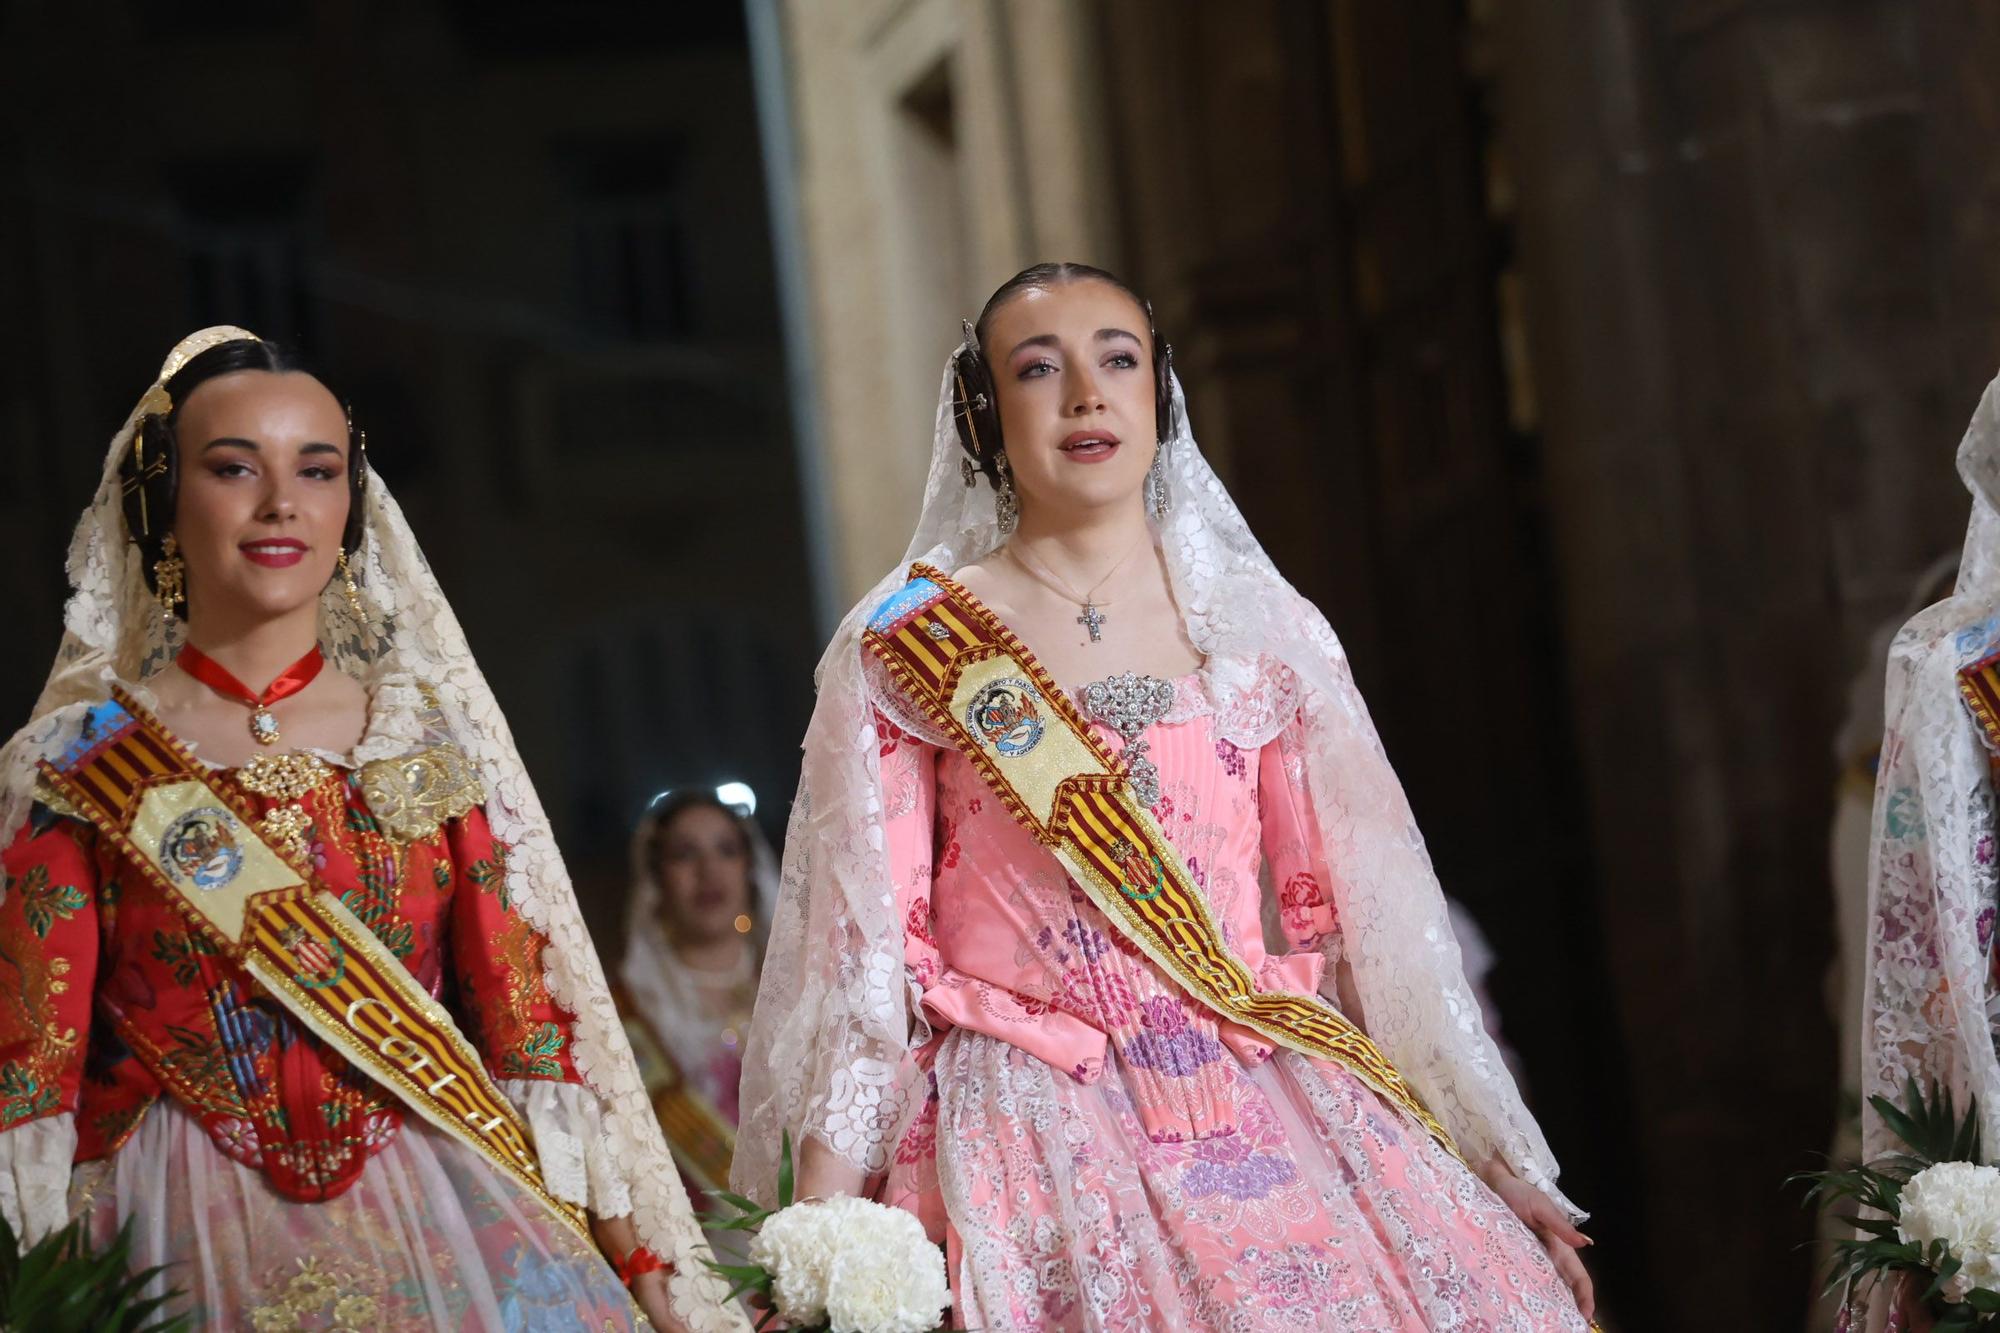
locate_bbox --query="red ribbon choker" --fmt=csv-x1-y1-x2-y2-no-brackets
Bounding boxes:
175,642,326,747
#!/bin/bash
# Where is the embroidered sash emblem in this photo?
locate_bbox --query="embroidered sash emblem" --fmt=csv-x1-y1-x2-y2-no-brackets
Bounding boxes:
965,678,1046,757
159,807,245,891
1108,838,1165,901
278,923,347,989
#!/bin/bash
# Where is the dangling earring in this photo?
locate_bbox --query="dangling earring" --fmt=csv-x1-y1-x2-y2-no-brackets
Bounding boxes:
336,548,366,620
1146,441,1173,520
153,533,186,622
994,454,1020,535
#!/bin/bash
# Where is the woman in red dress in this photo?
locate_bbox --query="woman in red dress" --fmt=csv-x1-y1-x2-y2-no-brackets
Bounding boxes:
0,328,745,1331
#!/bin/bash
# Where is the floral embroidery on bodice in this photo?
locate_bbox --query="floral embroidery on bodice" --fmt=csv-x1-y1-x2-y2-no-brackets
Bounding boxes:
0,722,586,1204
880,656,1340,1146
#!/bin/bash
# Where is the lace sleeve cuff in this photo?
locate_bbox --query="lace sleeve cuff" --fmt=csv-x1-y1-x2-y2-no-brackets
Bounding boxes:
0,1113,75,1247
500,1080,633,1219
1513,1152,1587,1224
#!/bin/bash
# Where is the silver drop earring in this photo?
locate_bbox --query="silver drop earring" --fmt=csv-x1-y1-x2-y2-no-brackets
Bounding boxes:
995,454,1020,534
1146,441,1172,520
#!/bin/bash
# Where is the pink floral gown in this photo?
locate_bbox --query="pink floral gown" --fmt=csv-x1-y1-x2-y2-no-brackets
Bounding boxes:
872,658,1587,1332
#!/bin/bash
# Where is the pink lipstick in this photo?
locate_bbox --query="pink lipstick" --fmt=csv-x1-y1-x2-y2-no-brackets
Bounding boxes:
1058,430,1121,463
240,538,307,568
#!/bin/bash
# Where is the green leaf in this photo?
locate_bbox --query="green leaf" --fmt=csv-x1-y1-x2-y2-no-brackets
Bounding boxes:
705,1189,765,1217
703,1215,769,1231
702,1260,773,1285
778,1128,795,1209
1871,1094,1931,1163
0,1210,194,1331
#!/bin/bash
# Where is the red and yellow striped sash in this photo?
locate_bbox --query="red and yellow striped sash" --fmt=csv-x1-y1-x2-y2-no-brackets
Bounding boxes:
1960,647,2000,755
39,690,590,1240
864,565,1456,1154
615,991,736,1194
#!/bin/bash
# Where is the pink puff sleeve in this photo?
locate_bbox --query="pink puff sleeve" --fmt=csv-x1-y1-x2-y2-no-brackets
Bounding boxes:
1258,708,1344,961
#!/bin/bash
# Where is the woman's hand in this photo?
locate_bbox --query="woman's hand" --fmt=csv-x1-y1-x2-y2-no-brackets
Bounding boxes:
630,1267,688,1332
1479,1158,1595,1322
592,1212,690,1332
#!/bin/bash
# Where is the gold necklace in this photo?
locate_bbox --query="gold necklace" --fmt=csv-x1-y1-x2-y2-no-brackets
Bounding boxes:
1005,534,1151,643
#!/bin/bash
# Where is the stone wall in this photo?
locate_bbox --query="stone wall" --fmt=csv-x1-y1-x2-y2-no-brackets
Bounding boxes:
1496,1,2000,1324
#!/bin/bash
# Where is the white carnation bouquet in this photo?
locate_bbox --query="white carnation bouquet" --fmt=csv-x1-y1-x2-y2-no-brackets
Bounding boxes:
705,1135,953,1333
1797,1079,2000,1331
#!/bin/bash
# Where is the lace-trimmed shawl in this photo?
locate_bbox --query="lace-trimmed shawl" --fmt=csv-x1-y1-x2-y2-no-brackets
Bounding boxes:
0,330,745,1330
1864,374,2000,1165
735,347,1582,1221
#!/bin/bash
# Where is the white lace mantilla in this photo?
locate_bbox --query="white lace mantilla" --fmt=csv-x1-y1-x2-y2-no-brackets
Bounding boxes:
736,349,1582,1222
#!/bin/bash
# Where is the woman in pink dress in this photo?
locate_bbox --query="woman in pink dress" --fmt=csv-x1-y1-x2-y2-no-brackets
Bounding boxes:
737,264,1595,1330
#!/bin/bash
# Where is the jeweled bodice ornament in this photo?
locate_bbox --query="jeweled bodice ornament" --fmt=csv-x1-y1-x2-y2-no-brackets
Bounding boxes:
1080,671,1177,808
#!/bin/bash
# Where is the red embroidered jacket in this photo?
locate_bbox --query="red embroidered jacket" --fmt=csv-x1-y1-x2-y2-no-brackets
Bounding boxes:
0,754,582,1202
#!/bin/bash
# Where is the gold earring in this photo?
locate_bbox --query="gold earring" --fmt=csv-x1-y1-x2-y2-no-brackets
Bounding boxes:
153,533,186,621
337,548,366,619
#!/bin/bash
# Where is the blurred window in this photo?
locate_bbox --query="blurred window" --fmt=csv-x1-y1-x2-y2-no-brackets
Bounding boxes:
564,138,693,344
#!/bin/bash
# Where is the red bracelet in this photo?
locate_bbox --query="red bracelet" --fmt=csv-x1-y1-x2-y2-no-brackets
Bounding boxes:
616,1244,668,1287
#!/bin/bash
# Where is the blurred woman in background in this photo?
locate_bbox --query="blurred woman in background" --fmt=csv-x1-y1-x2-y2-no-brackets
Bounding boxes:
616,789,775,1209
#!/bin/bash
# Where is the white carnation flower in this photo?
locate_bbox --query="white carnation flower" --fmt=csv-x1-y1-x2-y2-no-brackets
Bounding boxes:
1898,1160,2000,1302
750,1196,951,1332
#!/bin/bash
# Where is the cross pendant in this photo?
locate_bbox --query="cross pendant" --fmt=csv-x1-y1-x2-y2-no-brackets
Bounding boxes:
1077,603,1106,642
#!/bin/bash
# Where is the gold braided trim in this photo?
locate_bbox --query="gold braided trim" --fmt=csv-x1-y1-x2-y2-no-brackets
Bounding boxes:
31,773,83,821
865,564,1458,1157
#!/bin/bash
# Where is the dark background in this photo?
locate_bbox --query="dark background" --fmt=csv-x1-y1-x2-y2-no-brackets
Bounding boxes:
6,2,1996,1329
0,1,818,896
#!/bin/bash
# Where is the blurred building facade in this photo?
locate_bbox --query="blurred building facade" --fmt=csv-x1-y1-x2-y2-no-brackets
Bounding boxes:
769,2,2000,1329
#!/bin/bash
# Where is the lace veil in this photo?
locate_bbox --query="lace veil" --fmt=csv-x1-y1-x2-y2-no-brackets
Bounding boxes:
0,328,744,1330
735,341,1582,1220
1864,373,2000,1164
